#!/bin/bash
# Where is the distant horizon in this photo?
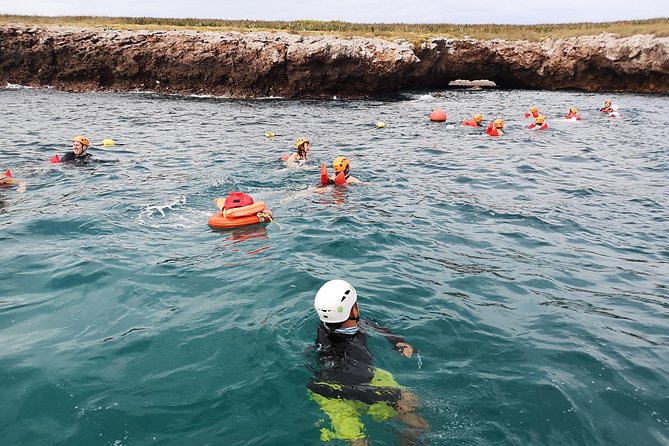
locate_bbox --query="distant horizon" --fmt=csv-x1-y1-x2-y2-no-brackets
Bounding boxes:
1,0,668,25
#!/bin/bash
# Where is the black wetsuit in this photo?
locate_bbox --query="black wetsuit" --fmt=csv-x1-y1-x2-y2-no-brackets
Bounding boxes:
60,151,92,166
308,320,405,405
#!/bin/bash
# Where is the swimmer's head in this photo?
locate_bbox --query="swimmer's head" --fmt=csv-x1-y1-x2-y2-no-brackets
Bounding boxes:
333,156,350,174
474,114,483,123
314,279,358,323
295,137,310,151
494,119,504,129
72,135,90,156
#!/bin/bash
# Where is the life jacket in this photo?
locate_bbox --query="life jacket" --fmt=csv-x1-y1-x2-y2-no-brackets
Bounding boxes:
320,164,347,186
489,128,503,137
529,123,549,130
463,118,479,127
566,113,581,120
224,191,254,210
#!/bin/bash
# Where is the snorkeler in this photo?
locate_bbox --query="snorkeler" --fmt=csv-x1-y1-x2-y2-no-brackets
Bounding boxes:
51,136,93,165
463,114,484,127
283,137,311,164
308,280,429,444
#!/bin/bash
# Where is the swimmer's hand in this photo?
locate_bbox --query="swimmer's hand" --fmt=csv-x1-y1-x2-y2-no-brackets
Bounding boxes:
394,342,413,358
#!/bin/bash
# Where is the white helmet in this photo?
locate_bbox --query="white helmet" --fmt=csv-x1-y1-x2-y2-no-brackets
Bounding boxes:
314,279,357,323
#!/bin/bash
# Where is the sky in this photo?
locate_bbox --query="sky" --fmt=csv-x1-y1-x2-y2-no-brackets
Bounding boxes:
0,0,667,25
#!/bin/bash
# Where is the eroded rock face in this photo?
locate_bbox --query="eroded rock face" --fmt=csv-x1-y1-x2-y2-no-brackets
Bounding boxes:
0,24,667,97
412,34,669,92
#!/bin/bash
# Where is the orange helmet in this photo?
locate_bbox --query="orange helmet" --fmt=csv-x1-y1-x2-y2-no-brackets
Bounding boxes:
72,135,90,146
569,108,578,114
493,119,504,129
530,106,538,113
333,156,350,173
474,114,483,123
604,100,612,107
535,115,545,124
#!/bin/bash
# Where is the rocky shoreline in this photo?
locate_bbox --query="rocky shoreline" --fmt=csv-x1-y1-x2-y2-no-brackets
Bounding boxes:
1,24,667,98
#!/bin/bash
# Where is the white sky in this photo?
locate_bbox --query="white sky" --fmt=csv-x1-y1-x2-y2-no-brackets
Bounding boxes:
0,0,667,24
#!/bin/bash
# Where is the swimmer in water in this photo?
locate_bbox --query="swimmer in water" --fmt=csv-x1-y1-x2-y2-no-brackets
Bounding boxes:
308,280,429,445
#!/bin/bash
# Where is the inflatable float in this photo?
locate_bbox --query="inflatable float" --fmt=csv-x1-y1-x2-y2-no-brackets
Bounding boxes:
208,192,272,229
0,170,17,186
429,109,447,122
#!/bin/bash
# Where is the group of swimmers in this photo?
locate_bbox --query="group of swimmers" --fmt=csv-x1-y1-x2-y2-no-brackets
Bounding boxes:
458,99,619,137
0,96,626,444
285,137,361,185
1,134,419,445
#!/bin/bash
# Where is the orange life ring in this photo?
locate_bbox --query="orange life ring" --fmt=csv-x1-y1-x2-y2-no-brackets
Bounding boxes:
208,208,273,229
223,202,266,218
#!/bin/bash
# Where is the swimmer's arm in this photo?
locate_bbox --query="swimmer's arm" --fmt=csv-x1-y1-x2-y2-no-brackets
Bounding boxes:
360,319,413,358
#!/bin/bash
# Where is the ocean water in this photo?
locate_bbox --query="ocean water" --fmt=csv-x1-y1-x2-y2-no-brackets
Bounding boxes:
0,86,667,446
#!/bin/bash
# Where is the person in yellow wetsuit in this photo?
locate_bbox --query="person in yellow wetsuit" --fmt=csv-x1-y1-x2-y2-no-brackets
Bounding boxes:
308,280,429,445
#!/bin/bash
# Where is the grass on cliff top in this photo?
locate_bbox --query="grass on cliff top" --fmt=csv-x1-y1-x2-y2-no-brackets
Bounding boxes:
1,15,668,43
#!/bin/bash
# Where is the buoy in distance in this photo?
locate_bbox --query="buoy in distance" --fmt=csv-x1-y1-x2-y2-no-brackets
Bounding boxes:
265,132,275,137
376,122,385,128
102,139,116,146
429,109,447,122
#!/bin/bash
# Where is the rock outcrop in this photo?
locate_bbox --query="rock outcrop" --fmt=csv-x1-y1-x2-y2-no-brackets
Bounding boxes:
1,24,667,97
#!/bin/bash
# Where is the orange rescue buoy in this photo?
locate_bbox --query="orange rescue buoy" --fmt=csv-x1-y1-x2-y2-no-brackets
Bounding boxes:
429,109,447,122
208,200,273,229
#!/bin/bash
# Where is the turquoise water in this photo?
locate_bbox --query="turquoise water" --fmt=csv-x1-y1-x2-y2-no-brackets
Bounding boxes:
1,87,668,445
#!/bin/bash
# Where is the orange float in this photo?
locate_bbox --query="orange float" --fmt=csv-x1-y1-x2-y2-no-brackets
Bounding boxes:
208,200,273,229
429,109,447,122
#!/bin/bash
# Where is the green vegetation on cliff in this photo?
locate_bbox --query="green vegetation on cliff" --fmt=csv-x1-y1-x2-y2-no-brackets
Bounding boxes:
1,15,667,43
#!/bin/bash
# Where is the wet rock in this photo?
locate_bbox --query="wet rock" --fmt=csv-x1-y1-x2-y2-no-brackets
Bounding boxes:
0,24,666,97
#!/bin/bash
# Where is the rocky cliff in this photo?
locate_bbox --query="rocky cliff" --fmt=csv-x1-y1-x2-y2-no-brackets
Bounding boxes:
1,24,667,97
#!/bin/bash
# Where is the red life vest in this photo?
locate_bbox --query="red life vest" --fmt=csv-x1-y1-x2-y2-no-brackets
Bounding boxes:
463,119,479,127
